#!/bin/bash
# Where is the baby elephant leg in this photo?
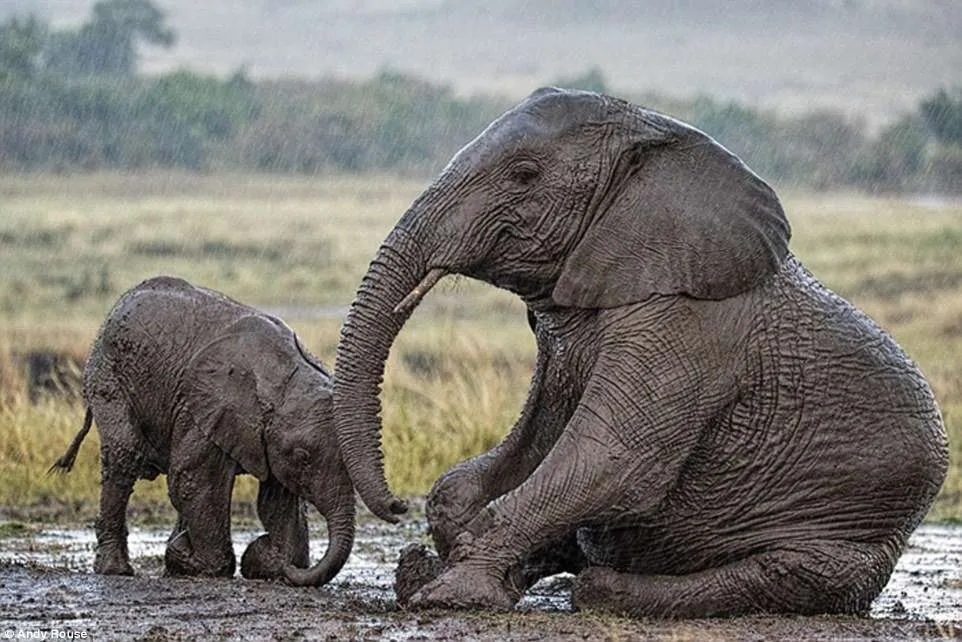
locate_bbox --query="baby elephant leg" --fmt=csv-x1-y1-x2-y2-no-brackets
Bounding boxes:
241,480,309,580
165,446,237,578
572,540,894,618
91,401,139,576
94,467,136,575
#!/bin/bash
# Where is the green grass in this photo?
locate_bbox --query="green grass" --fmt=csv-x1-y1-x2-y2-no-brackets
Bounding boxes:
1,173,960,523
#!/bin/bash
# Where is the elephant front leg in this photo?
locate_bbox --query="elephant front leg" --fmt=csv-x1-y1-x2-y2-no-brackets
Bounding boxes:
409,370,704,613
411,348,583,604
241,479,309,581
396,543,446,606
426,319,583,565
396,530,585,607
165,445,237,578
164,514,193,574
409,418,623,611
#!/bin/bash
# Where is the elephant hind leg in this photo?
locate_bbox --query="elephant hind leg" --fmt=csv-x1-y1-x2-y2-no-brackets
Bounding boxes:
91,400,139,576
572,540,894,618
93,471,136,575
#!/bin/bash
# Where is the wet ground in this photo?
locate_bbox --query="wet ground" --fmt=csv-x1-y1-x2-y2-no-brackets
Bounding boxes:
1,518,961,640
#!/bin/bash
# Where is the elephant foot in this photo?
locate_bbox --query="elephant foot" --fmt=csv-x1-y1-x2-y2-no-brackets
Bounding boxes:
395,544,446,606
240,535,286,581
164,528,195,576
571,566,618,611
407,563,520,612
571,566,633,616
93,547,134,576
164,532,235,579
164,552,235,578
93,520,133,575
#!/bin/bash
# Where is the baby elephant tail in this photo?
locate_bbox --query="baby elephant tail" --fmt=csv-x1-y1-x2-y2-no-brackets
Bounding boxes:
48,407,94,474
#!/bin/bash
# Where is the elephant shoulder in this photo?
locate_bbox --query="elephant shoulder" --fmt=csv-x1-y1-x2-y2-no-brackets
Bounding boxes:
600,297,748,376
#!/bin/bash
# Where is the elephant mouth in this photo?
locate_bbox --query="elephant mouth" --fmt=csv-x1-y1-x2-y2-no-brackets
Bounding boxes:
393,267,448,316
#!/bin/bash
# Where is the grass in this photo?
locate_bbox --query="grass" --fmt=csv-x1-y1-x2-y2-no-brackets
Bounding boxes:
0,173,960,524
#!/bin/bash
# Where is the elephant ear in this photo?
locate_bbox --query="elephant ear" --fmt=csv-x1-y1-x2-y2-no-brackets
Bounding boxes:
185,315,297,482
552,118,790,308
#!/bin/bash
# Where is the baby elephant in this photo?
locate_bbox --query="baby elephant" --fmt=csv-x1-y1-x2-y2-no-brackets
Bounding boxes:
51,276,355,586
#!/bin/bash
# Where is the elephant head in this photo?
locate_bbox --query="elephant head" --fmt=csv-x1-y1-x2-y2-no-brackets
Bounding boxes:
333,87,790,523
186,314,355,586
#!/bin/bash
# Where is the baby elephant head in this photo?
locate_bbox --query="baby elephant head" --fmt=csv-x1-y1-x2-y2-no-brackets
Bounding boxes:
185,314,354,586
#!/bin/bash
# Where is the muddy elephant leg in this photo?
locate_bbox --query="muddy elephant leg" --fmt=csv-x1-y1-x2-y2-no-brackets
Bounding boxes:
410,341,723,612
407,343,583,604
241,479,309,580
165,443,237,578
94,470,136,575
410,417,632,611
572,540,895,618
426,326,583,576
91,400,139,576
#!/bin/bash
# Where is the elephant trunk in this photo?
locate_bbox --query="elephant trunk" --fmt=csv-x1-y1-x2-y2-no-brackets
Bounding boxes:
333,223,436,523
283,482,356,587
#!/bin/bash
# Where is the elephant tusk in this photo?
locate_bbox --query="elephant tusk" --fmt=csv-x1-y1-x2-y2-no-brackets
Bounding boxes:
168,528,189,545
393,268,447,315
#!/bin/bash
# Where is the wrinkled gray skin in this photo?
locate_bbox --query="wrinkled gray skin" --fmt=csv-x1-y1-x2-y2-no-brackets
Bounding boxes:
51,276,355,587
335,88,949,618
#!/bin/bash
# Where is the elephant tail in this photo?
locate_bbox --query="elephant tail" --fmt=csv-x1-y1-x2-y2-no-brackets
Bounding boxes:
48,407,94,474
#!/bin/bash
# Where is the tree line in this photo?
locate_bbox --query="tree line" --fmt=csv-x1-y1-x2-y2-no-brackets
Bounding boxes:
0,1,959,192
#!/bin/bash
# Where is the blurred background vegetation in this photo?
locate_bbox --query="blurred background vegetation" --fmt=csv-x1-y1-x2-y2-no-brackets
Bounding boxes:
1,0,960,191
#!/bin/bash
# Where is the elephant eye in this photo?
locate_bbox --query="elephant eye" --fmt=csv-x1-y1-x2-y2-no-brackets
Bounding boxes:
506,161,541,188
292,447,311,467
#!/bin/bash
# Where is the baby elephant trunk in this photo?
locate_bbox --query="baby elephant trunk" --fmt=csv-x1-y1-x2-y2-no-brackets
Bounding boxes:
283,484,356,586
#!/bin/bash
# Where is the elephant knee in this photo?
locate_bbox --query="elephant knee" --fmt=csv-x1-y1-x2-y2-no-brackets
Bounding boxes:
426,466,488,558
239,531,310,581
241,535,284,580
765,542,894,615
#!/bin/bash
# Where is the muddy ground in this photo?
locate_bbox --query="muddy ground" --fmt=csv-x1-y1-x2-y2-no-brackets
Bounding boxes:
1,516,961,641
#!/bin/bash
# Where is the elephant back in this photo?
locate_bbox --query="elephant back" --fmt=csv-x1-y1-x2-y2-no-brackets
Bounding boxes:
88,277,256,442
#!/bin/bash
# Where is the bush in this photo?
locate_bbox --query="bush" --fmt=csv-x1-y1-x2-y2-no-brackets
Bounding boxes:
852,115,930,191
920,88,962,146
43,0,175,78
227,71,507,174
927,145,962,194
133,69,259,169
0,15,46,80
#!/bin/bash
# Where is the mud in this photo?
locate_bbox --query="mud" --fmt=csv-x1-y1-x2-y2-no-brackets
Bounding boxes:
0,519,960,640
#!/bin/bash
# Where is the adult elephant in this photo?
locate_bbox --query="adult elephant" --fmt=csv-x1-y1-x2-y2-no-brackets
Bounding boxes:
52,276,354,586
333,88,948,617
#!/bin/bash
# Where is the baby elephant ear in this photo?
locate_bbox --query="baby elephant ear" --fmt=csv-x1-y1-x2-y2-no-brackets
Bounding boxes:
185,315,295,481
553,120,790,308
